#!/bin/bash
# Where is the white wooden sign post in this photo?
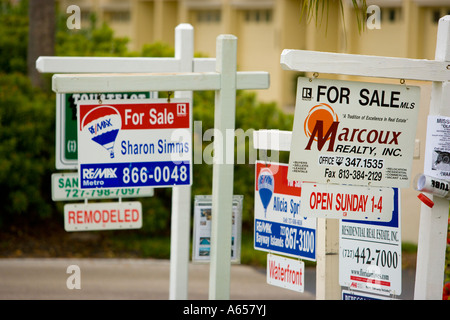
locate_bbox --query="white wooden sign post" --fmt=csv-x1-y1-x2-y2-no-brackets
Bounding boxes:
49,34,269,300
413,16,450,300
255,15,450,300
38,24,201,300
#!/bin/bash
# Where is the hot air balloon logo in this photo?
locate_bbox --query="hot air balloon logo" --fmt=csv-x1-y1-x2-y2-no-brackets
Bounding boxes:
258,167,274,218
81,105,122,158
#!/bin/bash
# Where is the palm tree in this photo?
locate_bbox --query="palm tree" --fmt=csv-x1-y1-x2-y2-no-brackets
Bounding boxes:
27,0,55,90
302,0,368,33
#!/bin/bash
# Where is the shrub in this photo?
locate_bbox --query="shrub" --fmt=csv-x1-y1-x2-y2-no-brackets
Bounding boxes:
0,73,55,225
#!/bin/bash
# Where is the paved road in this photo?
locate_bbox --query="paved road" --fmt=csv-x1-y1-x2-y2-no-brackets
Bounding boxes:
0,258,415,300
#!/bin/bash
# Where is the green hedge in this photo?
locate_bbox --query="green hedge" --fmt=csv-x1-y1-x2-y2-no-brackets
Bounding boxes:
0,73,55,225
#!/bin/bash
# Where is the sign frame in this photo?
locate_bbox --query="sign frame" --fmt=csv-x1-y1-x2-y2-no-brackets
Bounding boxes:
192,195,243,264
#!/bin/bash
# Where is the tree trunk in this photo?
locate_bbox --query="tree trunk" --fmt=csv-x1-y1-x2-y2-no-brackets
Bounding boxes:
27,0,55,90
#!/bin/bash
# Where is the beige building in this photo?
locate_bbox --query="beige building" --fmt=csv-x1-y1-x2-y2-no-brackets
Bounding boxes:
57,0,450,245
59,0,450,107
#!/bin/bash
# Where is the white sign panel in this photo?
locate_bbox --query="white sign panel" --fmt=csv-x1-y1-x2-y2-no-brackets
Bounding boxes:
254,161,316,261
77,98,192,189
64,201,142,231
267,253,305,293
52,172,154,201
192,195,243,263
424,115,450,179
300,183,394,221
288,78,420,187
339,189,401,296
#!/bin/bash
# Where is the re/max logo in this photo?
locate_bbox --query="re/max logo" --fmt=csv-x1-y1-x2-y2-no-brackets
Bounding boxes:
88,118,112,134
83,168,117,179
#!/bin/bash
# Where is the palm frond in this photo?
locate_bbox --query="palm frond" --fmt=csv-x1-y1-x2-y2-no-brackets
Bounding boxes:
301,0,368,34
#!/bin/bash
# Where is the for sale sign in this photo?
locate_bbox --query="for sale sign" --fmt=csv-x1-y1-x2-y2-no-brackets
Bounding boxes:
254,161,316,261
339,188,401,296
77,99,192,189
288,78,420,187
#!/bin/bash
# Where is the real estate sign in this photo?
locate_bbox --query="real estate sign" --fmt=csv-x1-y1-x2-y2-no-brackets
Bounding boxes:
339,188,402,296
254,161,316,261
77,98,192,189
288,78,420,188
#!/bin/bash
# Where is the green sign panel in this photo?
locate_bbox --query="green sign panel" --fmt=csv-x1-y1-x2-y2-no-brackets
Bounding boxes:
56,92,154,169
51,173,154,201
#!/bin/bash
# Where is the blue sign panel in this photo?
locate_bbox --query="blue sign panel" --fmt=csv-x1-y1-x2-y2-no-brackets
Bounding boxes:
254,161,316,261
254,219,316,260
80,161,190,188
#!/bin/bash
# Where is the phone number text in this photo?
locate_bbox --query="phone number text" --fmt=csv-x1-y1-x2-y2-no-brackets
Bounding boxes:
342,247,399,269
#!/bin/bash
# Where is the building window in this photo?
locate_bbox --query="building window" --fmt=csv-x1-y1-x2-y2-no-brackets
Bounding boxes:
108,11,130,23
244,9,272,23
380,8,402,23
196,10,221,23
388,8,396,22
431,8,450,24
